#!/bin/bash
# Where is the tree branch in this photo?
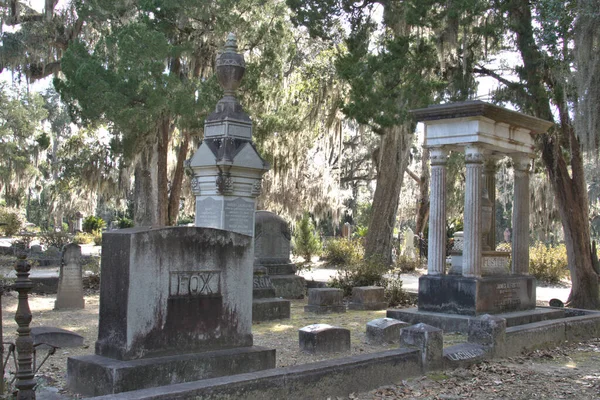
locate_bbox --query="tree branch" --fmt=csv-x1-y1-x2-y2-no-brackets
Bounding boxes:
473,65,529,99
405,168,419,183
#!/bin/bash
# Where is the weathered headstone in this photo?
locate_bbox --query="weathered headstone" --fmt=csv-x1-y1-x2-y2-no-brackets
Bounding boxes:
67,227,276,396
341,222,352,239
366,318,410,345
304,288,345,313
403,228,415,259
299,324,350,354
252,268,290,322
254,211,305,299
348,286,387,310
55,243,84,310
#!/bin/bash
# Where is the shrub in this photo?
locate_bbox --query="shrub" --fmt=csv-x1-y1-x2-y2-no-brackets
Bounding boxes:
0,207,24,237
117,217,134,229
73,232,95,245
496,242,511,252
292,213,321,261
396,254,421,272
382,271,413,307
83,215,106,234
93,232,103,246
323,238,363,266
39,231,72,250
329,256,389,297
529,242,569,284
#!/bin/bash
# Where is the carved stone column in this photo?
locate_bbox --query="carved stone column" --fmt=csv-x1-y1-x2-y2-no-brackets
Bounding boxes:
511,154,531,275
14,253,35,400
463,146,485,277
483,159,499,250
427,148,449,275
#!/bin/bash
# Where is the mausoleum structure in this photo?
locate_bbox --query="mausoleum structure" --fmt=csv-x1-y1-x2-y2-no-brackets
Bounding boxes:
410,101,553,316
190,33,269,236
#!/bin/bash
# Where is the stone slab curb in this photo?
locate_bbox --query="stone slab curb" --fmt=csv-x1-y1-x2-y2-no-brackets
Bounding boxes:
89,348,422,400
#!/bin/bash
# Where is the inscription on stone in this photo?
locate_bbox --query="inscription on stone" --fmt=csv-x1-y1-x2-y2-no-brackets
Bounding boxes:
196,197,222,229
169,271,221,297
253,276,272,289
446,347,485,361
494,282,521,308
224,197,255,236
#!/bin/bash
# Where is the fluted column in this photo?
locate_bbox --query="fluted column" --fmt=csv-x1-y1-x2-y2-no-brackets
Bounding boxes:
14,253,35,400
511,154,531,275
427,148,449,275
483,158,499,250
463,146,485,277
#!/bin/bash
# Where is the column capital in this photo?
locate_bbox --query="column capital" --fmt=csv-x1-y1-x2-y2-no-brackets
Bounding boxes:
429,147,449,166
465,145,485,164
512,154,531,172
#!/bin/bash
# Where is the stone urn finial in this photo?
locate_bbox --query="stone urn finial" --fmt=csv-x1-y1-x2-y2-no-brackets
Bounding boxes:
216,32,246,98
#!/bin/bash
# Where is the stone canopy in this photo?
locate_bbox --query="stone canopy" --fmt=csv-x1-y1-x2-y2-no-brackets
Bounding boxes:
410,101,553,315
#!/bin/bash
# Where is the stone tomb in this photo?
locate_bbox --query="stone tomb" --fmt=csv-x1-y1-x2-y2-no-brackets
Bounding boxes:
366,318,410,345
254,211,305,299
252,269,290,322
304,288,345,314
299,324,350,353
67,227,275,396
348,286,387,310
54,243,84,310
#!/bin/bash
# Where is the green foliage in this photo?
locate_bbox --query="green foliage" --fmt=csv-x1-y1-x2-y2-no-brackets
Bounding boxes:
0,207,24,236
323,238,363,266
496,242,512,252
382,271,413,307
354,225,368,238
117,217,134,229
292,213,322,261
529,242,569,284
83,216,106,234
39,231,72,250
93,232,103,246
329,256,389,297
73,232,95,245
395,254,421,273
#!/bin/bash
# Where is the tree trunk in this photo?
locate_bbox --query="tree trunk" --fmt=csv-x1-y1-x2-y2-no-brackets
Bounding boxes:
364,124,413,265
133,138,161,227
415,148,430,236
156,115,170,226
507,0,599,308
167,131,190,226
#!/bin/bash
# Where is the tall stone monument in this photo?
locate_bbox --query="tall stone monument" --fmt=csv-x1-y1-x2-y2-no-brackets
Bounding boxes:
390,101,553,324
66,35,275,397
189,33,269,236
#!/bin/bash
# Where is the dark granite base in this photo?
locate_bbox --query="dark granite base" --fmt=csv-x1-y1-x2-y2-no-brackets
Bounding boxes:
252,298,291,322
418,274,536,316
348,302,388,311
270,275,306,299
67,346,276,397
304,305,346,314
387,307,565,333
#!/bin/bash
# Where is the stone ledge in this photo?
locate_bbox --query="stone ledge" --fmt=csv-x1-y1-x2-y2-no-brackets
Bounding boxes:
67,346,276,397
89,348,421,400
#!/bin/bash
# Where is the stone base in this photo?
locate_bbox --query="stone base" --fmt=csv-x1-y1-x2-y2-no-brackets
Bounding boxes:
252,298,291,322
304,305,346,314
66,346,276,397
387,307,565,333
418,274,536,316
270,275,306,299
348,302,388,311
264,263,297,275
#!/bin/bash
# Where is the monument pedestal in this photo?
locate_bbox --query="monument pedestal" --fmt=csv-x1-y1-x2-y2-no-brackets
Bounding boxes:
252,272,291,322
67,346,275,397
417,274,536,316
